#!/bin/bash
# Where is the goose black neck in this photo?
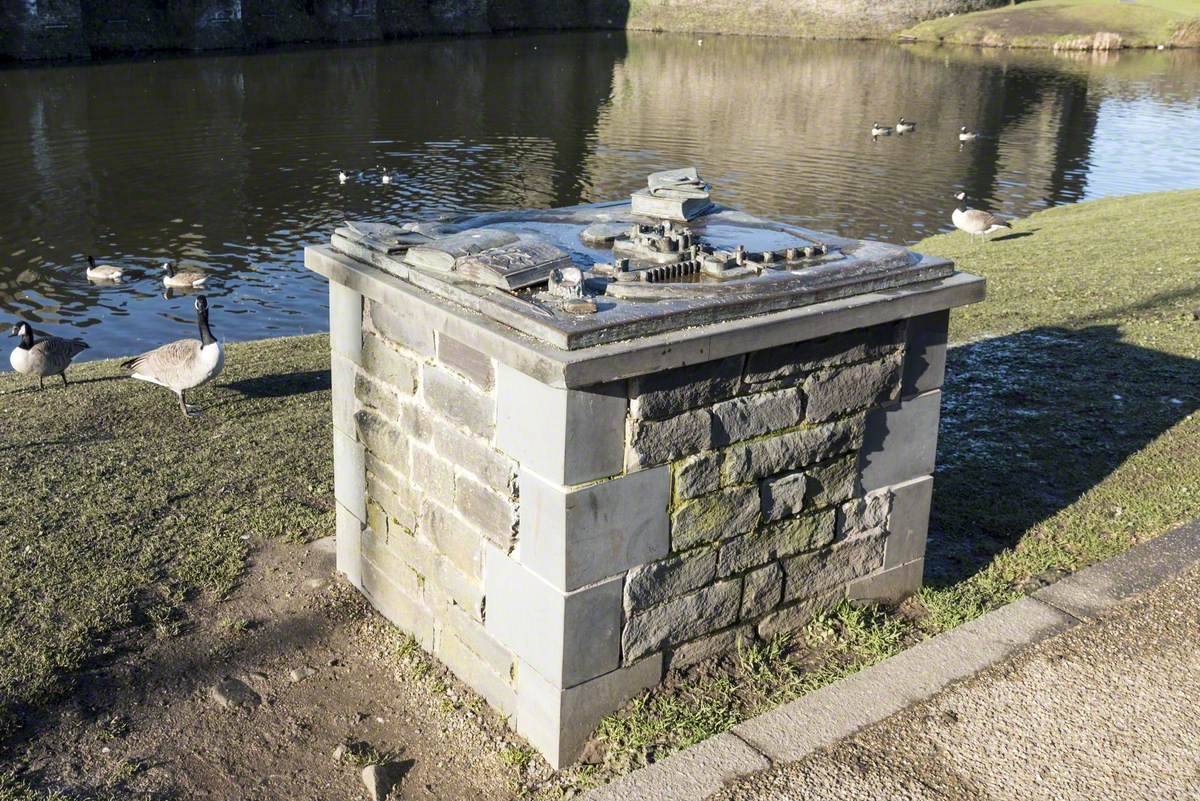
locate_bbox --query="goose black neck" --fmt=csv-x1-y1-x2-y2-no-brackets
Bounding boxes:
166,263,176,277
198,310,216,347
18,327,33,350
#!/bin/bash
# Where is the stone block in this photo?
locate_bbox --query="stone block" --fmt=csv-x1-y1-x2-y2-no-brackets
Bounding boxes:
361,525,423,600
859,390,941,492
336,501,363,588
743,322,905,388
485,545,623,688
329,282,362,361
430,555,485,620
629,355,744,421
366,299,434,358
717,509,836,577
439,602,513,678
674,451,723,501
626,407,716,470
848,559,924,604
495,364,626,485
355,370,400,419
423,364,494,440
902,310,948,398
666,625,754,673
760,472,807,521
362,332,419,396
436,627,517,719
399,400,433,443
331,352,356,437
419,500,479,580
622,579,742,663
756,590,844,640
671,486,760,550
366,460,418,534
838,487,893,542
804,353,902,423
624,549,718,614
741,562,784,619
805,452,859,508
377,518,435,581
438,333,495,390
432,419,516,496
456,473,518,550
711,388,804,446
883,476,933,569
361,555,434,650
723,416,865,485
782,530,887,602
409,444,455,500
333,427,366,521
518,467,671,592
355,409,407,475
515,654,663,769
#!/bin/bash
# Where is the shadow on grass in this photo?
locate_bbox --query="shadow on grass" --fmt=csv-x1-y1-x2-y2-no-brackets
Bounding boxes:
990,230,1037,242
221,369,331,398
925,324,1200,586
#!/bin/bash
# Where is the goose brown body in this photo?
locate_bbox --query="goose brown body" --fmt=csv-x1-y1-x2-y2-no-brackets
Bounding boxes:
9,323,88,389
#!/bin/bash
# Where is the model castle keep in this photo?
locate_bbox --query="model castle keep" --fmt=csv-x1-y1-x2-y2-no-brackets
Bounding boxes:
307,169,984,766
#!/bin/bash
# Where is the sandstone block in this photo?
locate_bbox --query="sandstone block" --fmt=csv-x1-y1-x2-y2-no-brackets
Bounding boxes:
629,355,744,421
423,364,494,439
743,322,904,388
723,416,865,484
760,471,807,521
409,443,455,500
419,500,480,580
804,353,902,423
711,388,804,446
782,530,886,602
665,625,754,673
624,549,719,614
432,419,516,496
806,452,859,508
674,451,724,501
362,331,419,395
755,590,844,640
437,333,494,390
366,298,434,358
456,473,517,550
741,562,784,619
671,485,759,550
839,487,894,541
626,407,716,470
355,370,400,419
622,579,742,663
716,509,836,577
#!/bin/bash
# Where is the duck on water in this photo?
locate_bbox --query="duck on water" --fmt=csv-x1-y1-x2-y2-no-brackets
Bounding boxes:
122,296,224,418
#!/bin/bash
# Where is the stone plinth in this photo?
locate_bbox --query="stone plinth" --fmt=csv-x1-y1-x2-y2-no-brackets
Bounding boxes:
307,199,982,768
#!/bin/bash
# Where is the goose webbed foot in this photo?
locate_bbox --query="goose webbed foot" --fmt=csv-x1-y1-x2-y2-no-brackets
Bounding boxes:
177,392,203,418
38,377,44,391
60,374,68,388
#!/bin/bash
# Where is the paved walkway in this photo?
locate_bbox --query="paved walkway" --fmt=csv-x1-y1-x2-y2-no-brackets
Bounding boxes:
585,521,1200,801
714,563,1200,801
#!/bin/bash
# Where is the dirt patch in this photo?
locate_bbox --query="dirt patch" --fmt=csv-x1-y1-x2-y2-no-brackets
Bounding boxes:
5,537,521,801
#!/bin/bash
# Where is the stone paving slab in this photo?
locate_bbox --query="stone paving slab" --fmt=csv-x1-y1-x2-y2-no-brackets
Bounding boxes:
583,519,1200,801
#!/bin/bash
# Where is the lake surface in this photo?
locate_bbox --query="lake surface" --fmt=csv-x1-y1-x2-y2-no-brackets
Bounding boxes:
2,33,1199,361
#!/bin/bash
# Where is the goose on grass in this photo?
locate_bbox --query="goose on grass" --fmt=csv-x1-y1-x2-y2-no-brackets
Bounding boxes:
122,296,224,418
952,192,1011,240
8,322,88,389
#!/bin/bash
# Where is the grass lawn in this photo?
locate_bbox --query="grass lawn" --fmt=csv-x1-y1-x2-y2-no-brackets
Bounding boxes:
902,0,1200,48
2,191,1199,795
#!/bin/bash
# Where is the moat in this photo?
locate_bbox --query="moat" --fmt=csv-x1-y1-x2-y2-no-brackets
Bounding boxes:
2,32,1199,360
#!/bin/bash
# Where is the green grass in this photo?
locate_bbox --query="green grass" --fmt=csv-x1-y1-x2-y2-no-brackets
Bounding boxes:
576,189,1200,781
0,334,335,741
902,0,1200,48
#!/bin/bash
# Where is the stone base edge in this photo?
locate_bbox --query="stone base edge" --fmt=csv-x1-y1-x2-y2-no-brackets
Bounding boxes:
582,518,1200,801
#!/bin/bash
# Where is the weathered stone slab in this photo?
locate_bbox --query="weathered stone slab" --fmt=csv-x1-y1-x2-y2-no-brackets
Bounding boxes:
760,471,807,521
627,407,716,470
399,400,433,442
883,476,933,569
741,562,784,619
839,487,894,542
355,370,400,419
409,443,455,499
666,625,754,673
805,452,859,508
330,282,363,361
456,473,517,550
902,310,948,398
717,509,837,577
756,589,844,640
362,331,419,395
432,418,516,496
366,298,434,358
625,549,719,614
859,390,941,492
804,353,902,423
782,530,886,602
711,388,804,446
847,558,924,604
423,363,494,439
671,486,760,550
674,451,724,501
419,500,480,580
743,322,905,388
723,416,865,484
622,579,743,663
629,355,744,421
438,333,495,390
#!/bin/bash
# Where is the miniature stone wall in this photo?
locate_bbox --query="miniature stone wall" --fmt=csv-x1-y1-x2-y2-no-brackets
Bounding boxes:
327,277,949,767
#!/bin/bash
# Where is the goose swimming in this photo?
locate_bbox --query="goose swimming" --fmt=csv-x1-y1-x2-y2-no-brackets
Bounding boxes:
896,117,917,133
122,296,224,418
959,126,978,142
85,256,125,282
162,261,208,289
871,122,893,137
952,192,1011,240
338,171,348,184
8,322,88,389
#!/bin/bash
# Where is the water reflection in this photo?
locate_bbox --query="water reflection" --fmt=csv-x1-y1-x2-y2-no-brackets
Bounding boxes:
0,33,1197,360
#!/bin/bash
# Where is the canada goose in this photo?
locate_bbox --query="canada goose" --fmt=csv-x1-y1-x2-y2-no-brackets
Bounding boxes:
871,122,893,137
162,261,208,289
338,170,348,184
952,192,1011,239
896,117,917,133
381,172,392,185
85,255,124,282
959,126,978,142
121,296,224,418
8,322,88,389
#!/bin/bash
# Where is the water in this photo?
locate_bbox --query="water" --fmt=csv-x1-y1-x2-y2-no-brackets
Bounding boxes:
2,33,1199,361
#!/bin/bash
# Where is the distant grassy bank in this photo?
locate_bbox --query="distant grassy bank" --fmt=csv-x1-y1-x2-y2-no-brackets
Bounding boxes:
3,191,1199,794
902,0,1200,49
